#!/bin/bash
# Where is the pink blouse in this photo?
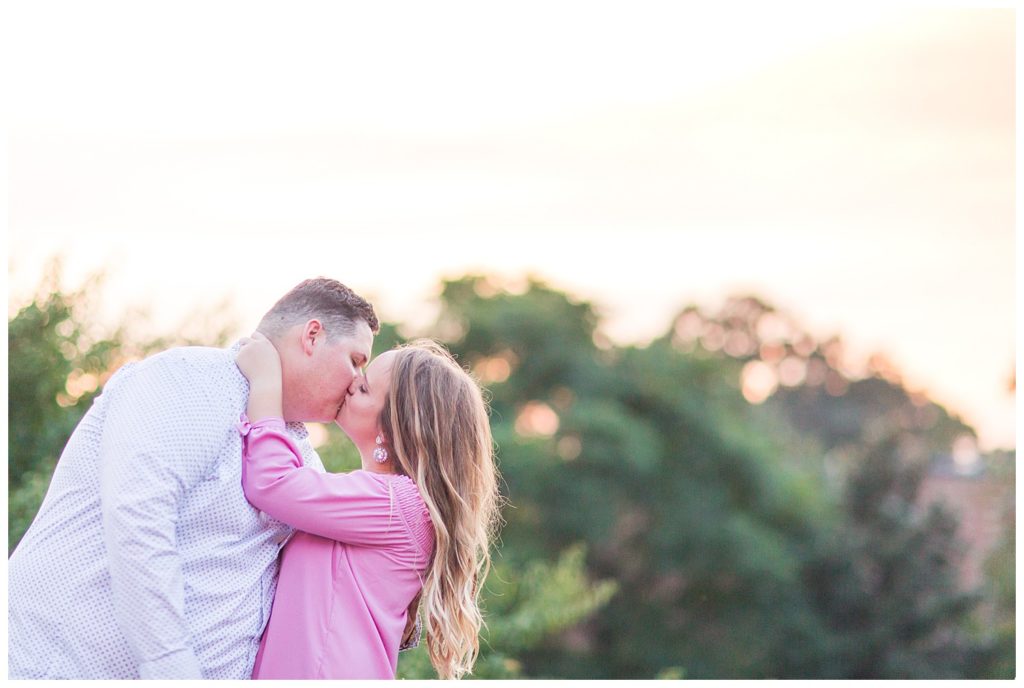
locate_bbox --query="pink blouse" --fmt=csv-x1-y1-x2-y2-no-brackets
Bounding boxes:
238,417,434,679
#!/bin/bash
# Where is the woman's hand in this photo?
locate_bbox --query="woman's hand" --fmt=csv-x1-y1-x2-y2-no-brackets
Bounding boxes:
236,332,282,385
236,332,284,421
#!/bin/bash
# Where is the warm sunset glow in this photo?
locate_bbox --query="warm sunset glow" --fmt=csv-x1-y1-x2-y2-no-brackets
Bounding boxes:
7,5,1014,450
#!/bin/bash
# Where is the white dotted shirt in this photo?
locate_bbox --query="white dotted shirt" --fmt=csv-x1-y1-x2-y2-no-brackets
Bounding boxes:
8,344,323,679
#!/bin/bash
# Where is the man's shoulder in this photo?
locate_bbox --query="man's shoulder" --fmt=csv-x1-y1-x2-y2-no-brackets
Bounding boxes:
108,345,245,400
131,345,237,376
147,345,232,366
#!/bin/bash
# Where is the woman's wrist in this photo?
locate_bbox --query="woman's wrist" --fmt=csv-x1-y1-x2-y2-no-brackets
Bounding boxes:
246,371,281,391
246,376,283,422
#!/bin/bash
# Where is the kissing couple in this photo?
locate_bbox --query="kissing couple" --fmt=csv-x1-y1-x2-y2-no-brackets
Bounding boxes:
9,277,502,680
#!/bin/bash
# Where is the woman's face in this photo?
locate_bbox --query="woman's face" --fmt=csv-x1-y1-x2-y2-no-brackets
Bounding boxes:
334,349,396,447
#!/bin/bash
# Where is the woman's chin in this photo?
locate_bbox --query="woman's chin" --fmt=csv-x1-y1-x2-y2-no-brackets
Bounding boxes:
333,415,351,437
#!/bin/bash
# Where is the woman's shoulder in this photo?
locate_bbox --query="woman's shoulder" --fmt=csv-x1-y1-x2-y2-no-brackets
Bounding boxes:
382,472,428,510
352,469,412,488
355,472,425,509
376,472,434,555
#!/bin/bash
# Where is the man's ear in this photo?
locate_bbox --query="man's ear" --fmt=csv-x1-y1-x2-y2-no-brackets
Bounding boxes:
300,319,324,356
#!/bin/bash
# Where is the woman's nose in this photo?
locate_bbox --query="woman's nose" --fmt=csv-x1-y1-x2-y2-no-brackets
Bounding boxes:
347,375,362,396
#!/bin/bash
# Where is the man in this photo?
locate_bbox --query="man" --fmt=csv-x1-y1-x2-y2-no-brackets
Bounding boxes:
8,277,378,679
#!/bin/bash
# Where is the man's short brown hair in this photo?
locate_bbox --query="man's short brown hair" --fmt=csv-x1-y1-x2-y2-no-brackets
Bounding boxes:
259,277,380,341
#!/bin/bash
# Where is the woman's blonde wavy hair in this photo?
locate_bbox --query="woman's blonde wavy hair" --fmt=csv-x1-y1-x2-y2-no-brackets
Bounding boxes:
378,339,501,679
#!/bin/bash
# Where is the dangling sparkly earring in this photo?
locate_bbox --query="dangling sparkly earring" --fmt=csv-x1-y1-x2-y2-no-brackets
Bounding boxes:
373,434,389,463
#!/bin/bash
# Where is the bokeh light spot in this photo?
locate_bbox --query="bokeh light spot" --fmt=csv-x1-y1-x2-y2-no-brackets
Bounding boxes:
741,360,778,404
515,401,560,437
777,356,807,387
557,435,582,461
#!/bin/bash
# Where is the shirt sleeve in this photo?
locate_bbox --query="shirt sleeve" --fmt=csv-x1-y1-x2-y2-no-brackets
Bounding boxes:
240,417,416,548
98,356,227,679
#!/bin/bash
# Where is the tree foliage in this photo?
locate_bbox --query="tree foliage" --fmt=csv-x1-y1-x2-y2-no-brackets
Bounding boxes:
9,267,121,491
396,545,617,679
422,277,1009,679
7,269,1012,678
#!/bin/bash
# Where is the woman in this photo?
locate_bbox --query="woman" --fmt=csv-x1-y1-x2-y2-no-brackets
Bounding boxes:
235,335,500,679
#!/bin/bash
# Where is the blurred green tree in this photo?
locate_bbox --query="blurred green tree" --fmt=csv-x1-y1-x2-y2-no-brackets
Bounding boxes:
666,295,1008,678
969,449,1015,678
428,277,999,679
9,266,121,491
978,514,1015,678
9,266,129,551
395,545,617,679
430,277,835,678
800,434,987,678
667,296,976,458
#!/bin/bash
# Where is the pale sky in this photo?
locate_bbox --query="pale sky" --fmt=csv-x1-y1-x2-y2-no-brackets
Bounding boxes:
6,3,1016,450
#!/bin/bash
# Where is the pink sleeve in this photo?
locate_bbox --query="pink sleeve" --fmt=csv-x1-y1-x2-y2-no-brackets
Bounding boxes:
239,416,411,547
